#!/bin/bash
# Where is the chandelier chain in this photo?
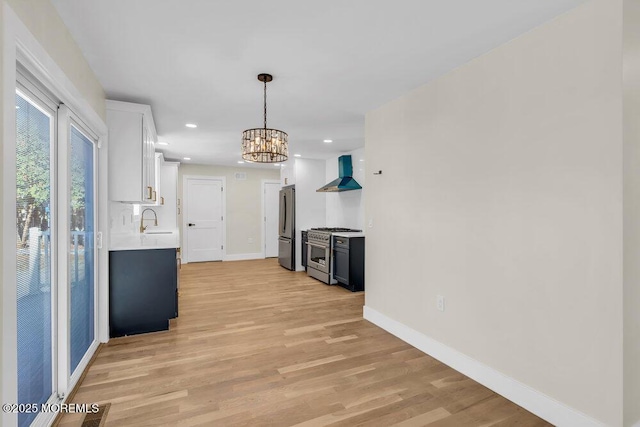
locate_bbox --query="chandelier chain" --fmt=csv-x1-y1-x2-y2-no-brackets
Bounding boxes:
263,79,267,129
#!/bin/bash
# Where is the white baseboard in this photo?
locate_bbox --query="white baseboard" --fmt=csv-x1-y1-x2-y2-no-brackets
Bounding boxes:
223,252,264,261
363,306,605,427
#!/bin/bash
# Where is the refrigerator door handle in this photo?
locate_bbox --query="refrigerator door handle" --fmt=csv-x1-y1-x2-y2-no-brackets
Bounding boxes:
283,194,287,234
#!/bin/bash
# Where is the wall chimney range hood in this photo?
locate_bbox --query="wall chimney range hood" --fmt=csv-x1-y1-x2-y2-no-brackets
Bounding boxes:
317,155,362,192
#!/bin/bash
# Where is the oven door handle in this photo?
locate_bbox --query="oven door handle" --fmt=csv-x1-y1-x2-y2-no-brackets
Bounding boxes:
307,242,327,250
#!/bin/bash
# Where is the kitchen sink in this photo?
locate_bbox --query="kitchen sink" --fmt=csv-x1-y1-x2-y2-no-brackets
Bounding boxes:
144,231,174,235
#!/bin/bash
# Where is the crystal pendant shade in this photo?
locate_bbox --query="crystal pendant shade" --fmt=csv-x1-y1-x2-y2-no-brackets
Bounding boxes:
241,127,288,163
241,73,288,163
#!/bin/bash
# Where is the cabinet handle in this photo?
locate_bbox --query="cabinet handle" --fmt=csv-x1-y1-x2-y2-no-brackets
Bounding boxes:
153,190,157,202
147,186,153,199
161,196,165,205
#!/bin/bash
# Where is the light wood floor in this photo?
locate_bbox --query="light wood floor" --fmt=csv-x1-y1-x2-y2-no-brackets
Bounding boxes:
58,259,550,427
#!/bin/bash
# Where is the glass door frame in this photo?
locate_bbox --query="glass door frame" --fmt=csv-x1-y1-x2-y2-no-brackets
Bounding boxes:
13,73,101,424
15,74,61,427
3,9,109,427
57,105,100,396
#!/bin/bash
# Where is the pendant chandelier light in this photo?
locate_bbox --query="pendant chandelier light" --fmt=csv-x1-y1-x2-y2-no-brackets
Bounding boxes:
241,73,288,163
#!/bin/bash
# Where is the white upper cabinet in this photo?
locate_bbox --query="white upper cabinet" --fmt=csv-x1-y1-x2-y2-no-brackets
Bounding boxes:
107,100,157,203
158,161,179,228
153,152,164,206
142,152,164,206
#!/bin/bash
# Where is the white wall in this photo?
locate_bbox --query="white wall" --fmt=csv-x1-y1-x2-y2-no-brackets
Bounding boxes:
178,164,280,257
293,158,327,271
325,148,366,230
4,0,105,120
0,0,5,413
365,1,623,425
623,0,640,425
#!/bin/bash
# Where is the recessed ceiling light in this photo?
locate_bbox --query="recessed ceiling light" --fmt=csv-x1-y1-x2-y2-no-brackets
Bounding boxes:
237,161,244,164
157,142,169,146
294,154,301,158
360,159,364,162
323,139,332,143
273,164,280,167
185,123,197,128
183,157,191,160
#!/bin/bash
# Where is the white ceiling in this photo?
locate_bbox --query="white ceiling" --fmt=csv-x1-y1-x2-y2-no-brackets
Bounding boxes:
51,0,586,169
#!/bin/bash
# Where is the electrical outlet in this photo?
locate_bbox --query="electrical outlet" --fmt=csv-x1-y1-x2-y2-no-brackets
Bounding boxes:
368,218,374,228
437,295,445,312
248,237,254,244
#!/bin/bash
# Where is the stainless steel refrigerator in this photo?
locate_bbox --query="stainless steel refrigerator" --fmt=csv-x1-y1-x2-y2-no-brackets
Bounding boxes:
278,185,295,270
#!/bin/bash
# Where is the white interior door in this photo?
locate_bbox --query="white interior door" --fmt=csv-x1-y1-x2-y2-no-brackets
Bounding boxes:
185,178,223,262
264,182,280,258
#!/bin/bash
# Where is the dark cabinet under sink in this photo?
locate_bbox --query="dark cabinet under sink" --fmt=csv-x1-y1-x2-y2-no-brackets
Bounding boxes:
109,248,178,337
332,236,364,292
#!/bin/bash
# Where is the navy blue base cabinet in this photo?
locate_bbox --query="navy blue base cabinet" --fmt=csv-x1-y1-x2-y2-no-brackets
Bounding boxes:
332,236,365,292
109,248,178,337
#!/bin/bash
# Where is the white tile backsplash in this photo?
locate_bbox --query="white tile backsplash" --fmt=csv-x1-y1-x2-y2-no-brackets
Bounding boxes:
325,147,365,230
109,202,137,234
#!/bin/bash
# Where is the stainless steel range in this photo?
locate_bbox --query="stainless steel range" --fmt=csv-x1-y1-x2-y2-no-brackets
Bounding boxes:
306,227,361,284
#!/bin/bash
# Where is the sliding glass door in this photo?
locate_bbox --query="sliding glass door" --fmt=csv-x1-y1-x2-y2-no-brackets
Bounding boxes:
15,88,56,427
68,122,97,376
15,72,99,426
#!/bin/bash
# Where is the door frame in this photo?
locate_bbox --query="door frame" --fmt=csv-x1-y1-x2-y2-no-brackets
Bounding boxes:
2,6,109,425
261,179,281,259
58,106,101,395
182,175,226,264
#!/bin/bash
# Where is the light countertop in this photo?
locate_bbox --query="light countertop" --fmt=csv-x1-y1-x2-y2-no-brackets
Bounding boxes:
332,232,365,238
110,229,180,251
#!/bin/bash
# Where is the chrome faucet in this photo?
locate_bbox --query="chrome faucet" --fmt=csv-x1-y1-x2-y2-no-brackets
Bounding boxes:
140,208,158,233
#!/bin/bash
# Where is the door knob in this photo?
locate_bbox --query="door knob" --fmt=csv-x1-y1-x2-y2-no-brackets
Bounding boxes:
188,223,195,227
